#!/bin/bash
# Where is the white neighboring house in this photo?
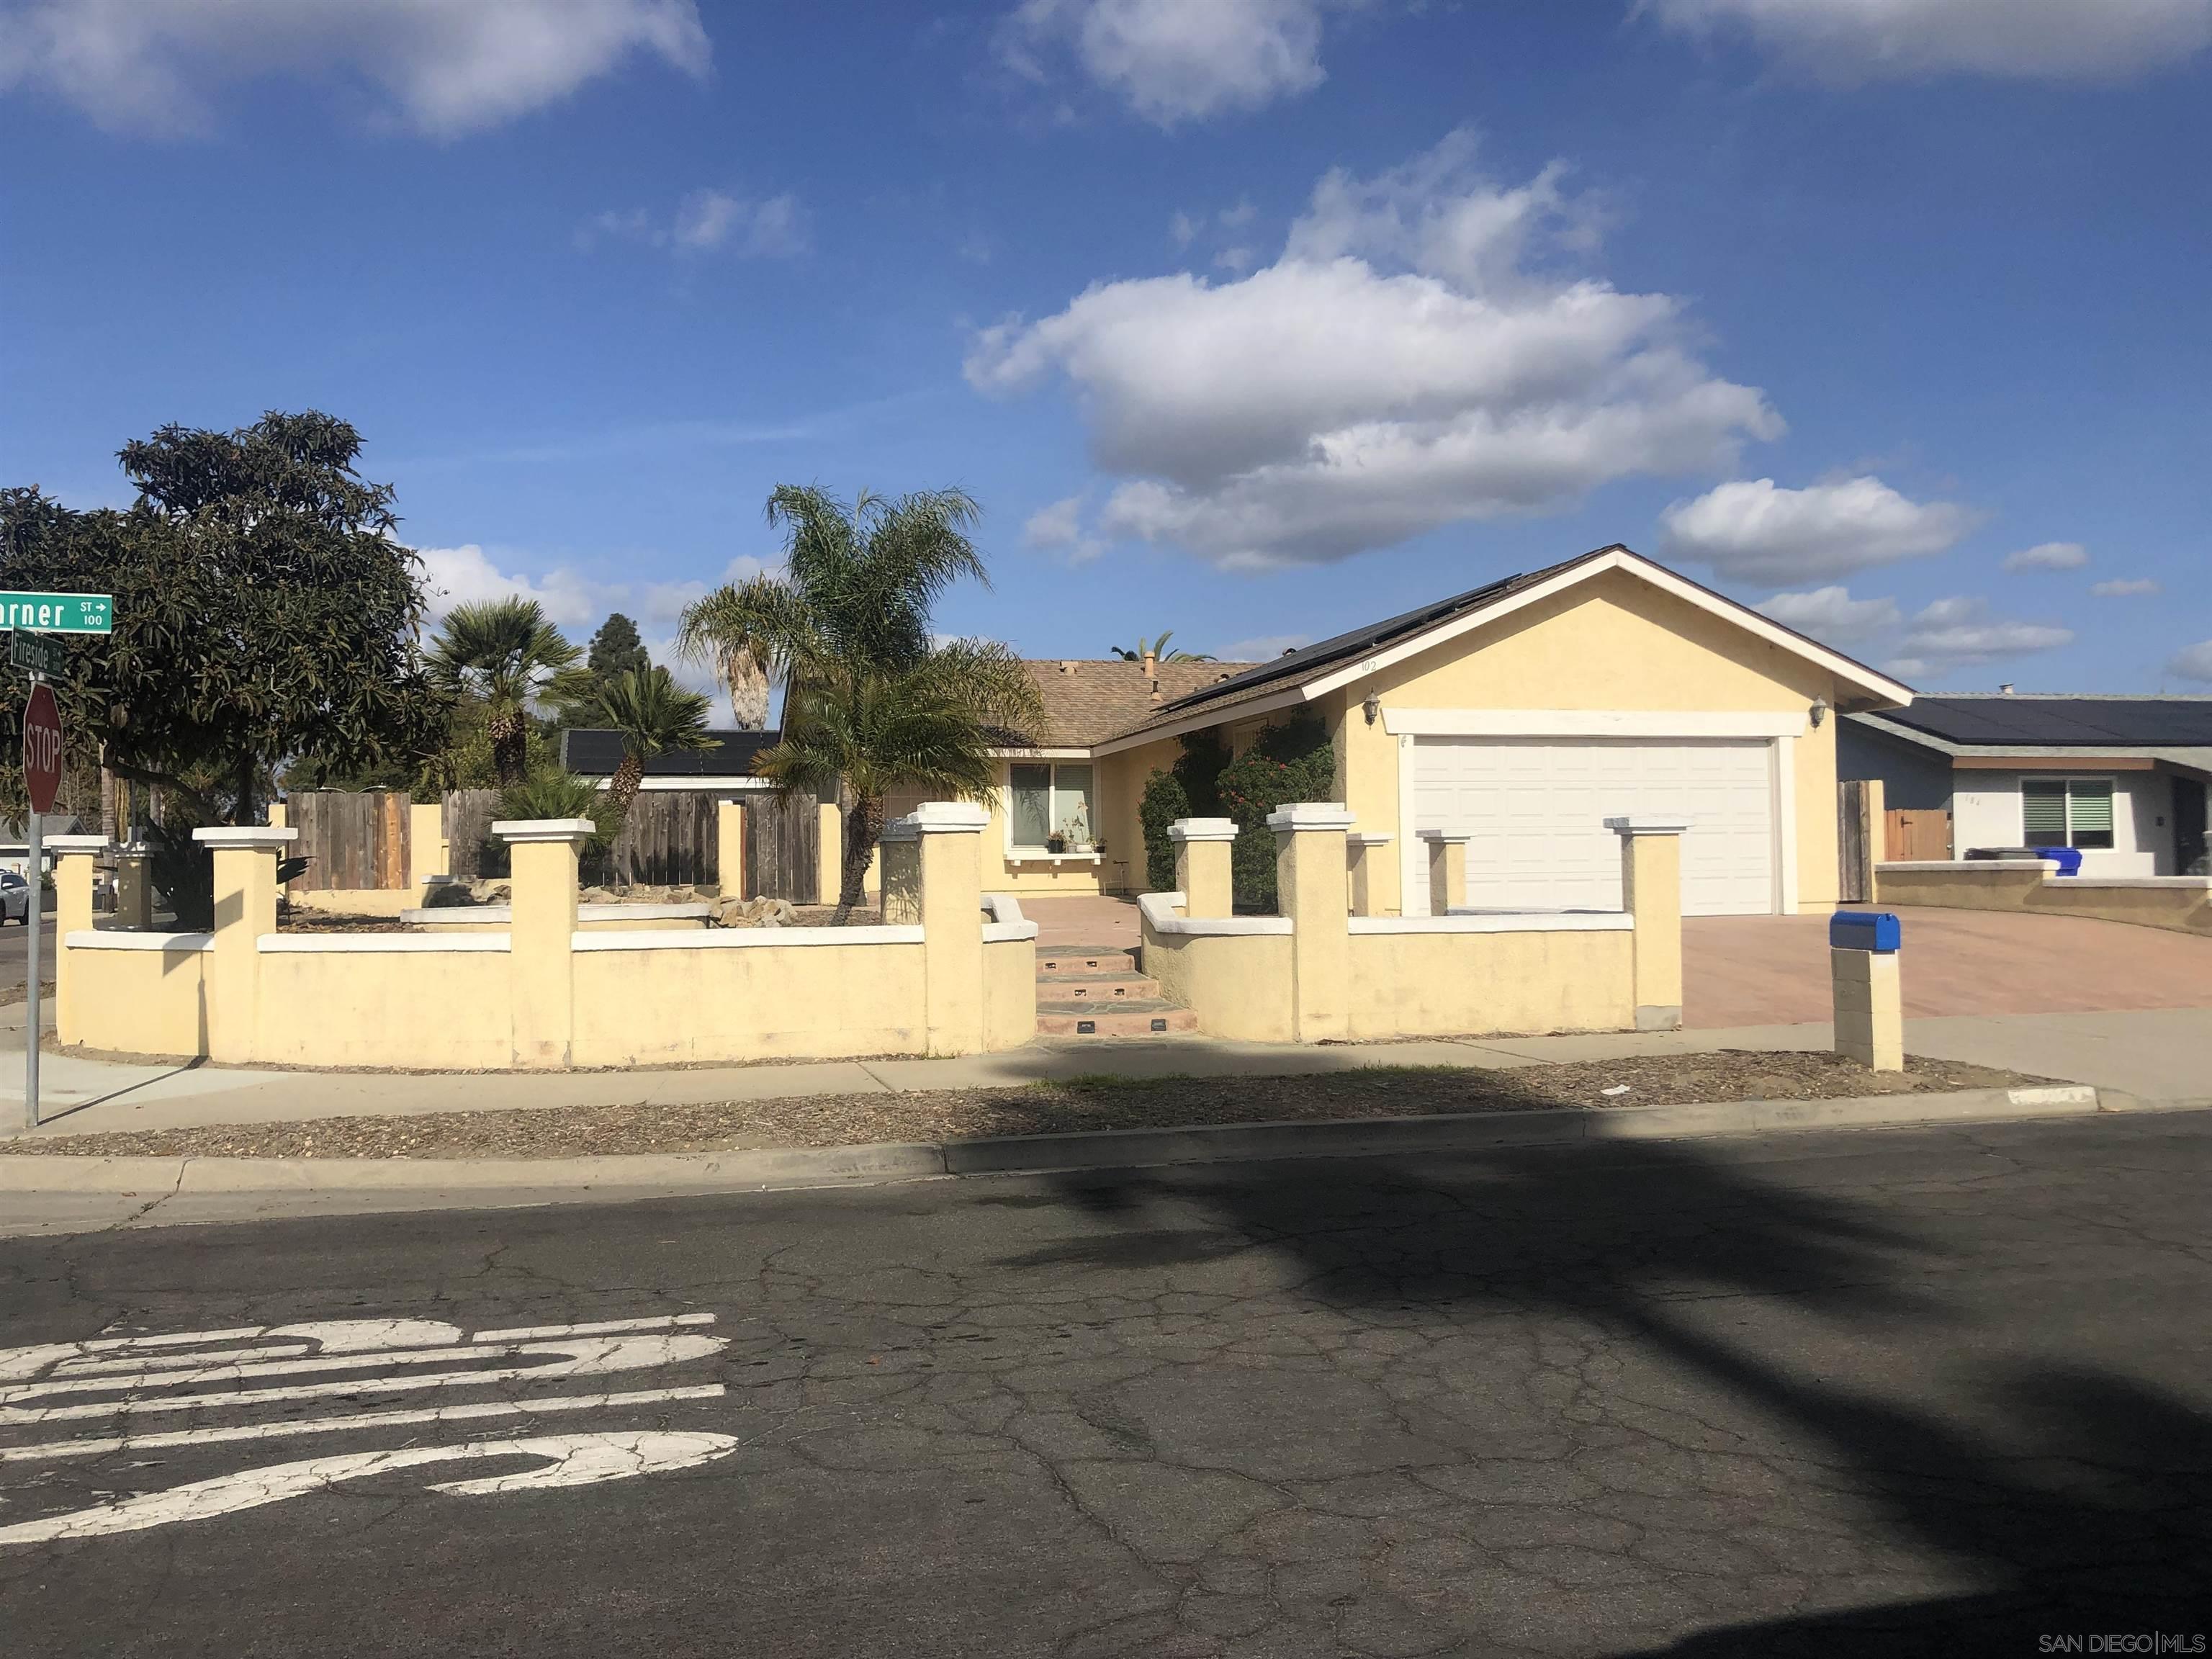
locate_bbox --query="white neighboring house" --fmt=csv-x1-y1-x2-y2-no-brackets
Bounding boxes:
1840,695,2212,876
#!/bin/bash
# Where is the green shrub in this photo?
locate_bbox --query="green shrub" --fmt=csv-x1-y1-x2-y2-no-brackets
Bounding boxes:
499,768,623,879
1216,716,1335,910
1138,769,1190,891
143,816,213,929
1172,729,1230,817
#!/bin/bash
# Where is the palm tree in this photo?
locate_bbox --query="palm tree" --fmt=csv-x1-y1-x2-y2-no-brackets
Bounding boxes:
425,598,583,786
675,588,773,729
1110,631,1214,663
572,666,720,821
678,485,1044,924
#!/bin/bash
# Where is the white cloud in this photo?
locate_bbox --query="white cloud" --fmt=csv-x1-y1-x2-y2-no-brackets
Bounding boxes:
0,0,709,138
2003,540,2088,571
1893,594,2072,673
1169,210,1200,248
1219,632,1310,660
2091,577,2161,598
1021,496,1106,565
2170,641,2212,683
1753,585,1901,644
1658,475,1972,584
966,132,1779,569
580,189,806,258
1001,0,1352,125
1646,0,2212,83
1213,246,1256,274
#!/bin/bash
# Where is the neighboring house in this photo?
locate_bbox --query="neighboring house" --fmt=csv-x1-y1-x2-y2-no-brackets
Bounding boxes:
1013,544,1910,916
1841,696,2212,876
559,729,781,793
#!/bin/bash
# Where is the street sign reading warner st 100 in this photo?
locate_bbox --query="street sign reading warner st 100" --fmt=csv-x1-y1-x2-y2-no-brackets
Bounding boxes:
0,591,112,633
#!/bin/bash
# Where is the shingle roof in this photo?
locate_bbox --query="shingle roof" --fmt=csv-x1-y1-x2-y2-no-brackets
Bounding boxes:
1022,659,1259,747
559,728,781,778
1879,696,2212,748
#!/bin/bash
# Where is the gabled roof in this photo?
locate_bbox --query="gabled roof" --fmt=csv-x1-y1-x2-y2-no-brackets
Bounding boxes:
1094,545,1912,752
560,728,779,778
1021,658,1258,748
1870,695,2212,749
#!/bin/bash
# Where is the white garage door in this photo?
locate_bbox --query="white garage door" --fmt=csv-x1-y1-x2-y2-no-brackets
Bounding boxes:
1408,737,1777,916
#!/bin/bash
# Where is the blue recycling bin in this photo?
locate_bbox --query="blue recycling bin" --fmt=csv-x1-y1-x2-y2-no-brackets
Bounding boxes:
2037,847,2084,877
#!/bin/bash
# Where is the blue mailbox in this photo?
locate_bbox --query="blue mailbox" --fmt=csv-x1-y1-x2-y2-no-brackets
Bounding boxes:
1830,911,1901,953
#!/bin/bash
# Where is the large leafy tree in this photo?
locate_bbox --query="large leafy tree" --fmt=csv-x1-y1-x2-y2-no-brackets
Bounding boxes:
567,666,719,820
678,485,1043,923
585,612,650,684
0,411,441,825
425,596,583,786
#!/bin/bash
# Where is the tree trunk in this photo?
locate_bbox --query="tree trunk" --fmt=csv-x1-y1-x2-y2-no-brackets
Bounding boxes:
608,752,643,823
99,767,120,842
833,793,881,925
724,649,771,731
487,703,526,786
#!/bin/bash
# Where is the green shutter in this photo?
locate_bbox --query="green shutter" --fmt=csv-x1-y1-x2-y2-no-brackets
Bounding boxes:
2068,779,2115,847
2022,779,2067,845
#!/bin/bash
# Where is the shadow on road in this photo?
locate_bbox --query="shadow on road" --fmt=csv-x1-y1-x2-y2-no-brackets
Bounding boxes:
1026,1137,2211,1650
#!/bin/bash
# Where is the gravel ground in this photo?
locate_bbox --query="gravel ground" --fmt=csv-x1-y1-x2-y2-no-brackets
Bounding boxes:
2,1050,2045,1159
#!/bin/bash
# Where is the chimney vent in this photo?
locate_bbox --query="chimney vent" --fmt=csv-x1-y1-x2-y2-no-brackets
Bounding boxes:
1141,648,1156,678
1999,683,2015,695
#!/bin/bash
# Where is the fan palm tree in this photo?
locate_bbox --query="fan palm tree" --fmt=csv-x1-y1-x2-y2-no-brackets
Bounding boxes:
572,667,720,821
678,485,1044,924
675,587,773,729
424,598,583,786
1110,631,1213,663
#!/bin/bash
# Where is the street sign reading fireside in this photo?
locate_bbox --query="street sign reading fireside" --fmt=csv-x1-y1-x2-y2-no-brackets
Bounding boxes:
0,591,112,633
8,630,68,678
22,682,62,815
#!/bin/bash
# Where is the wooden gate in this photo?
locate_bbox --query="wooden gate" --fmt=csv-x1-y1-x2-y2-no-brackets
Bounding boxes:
1837,780,1874,904
608,791,720,886
1884,809,1953,863
442,789,504,881
287,791,410,891
744,791,819,903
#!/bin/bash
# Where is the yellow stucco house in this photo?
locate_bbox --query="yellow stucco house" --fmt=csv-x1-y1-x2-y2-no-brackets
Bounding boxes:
971,544,1912,916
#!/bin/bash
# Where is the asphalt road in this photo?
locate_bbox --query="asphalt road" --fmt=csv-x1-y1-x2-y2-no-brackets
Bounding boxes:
0,912,55,1002
2,1114,2208,1657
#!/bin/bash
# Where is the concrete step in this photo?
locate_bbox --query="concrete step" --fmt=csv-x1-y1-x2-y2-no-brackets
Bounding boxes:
1035,999,1200,1038
1036,945,1140,977
1038,971,1161,1002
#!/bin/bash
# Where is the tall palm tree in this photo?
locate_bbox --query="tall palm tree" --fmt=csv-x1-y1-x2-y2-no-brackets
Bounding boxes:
573,667,720,820
1110,631,1214,663
425,598,582,786
678,485,1044,924
675,588,773,729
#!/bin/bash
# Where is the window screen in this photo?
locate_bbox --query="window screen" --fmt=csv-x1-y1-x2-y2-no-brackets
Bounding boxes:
2022,779,2067,848
2067,779,2115,850
1053,765,1094,844
1010,763,1052,848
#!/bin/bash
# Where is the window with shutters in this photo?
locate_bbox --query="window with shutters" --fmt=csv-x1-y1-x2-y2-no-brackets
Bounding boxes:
2022,778,2116,850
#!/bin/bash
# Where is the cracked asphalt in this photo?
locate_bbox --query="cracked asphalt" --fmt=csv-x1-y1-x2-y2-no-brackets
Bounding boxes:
2,1112,2208,1657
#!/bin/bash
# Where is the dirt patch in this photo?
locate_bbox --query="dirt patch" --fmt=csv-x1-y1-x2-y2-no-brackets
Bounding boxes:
1,1050,2050,1161
276,910,409,933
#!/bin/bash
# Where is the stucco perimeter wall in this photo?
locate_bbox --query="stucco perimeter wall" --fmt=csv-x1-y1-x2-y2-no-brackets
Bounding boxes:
61,938,210,1056
571,938,929,1066
1346,927,1635,1040
1877,861,2212,938
1143,927,1297,1043
983,937,1040,1051
255,945,516,1069
1326,570,1844,915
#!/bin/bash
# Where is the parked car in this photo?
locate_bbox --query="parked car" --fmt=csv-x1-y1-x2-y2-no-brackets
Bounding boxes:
0,870,31,924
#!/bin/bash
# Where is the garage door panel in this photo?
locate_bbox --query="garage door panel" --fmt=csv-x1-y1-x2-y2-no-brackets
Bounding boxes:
1411,738,1775,917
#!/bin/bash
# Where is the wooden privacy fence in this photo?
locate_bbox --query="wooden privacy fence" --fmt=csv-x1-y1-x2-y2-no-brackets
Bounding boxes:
1837,780,1875,904
286,791,410,891
442,786,819,899
442,789,504,881
607,791,719,887
745,791,819,904
1885,809,1953,863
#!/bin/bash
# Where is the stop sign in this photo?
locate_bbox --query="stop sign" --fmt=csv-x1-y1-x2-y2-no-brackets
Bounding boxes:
22,681,62,814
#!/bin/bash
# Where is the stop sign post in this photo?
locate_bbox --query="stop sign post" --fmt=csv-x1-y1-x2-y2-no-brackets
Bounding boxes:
21,680,63,1129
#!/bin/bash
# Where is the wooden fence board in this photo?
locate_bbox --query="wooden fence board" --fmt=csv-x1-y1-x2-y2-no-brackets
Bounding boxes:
1837,780,1872,904
745,791,819,903
443,789,503,881
1884,809,1953,863
608,791,721,887
287,791,412,891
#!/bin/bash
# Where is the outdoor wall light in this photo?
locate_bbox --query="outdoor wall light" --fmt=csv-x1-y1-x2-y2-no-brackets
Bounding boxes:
1363,691,1382,726
1809,698,1830,728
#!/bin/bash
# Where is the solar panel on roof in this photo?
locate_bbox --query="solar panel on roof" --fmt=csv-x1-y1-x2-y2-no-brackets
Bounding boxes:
1885,698,2212,747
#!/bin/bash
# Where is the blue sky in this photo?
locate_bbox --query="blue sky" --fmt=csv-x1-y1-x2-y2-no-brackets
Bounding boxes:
5,0,2210,708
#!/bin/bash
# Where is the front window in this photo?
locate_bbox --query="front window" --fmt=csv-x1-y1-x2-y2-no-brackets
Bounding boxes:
1010,763,1094,850
2023,777,2115,850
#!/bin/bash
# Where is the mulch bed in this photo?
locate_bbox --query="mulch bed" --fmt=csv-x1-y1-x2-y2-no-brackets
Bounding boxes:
2,1050,2045,1161
277,910,409,933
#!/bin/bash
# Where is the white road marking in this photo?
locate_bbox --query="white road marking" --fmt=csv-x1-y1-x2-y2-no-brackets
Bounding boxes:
3,1333,728,1425
0,1385,727,1463
0,1431,741,1544
470,1313,715,1342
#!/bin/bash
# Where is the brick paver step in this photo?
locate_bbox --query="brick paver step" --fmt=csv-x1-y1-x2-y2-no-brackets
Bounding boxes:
1038,971,1162,1001
1036,945,1140,976
1035,999,1200,1038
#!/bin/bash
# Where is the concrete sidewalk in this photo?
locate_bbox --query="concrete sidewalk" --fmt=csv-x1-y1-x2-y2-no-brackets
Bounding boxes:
2,1007,2205,1145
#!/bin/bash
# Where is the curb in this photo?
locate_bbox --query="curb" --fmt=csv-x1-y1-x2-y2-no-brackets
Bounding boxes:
0,1084,2179,1210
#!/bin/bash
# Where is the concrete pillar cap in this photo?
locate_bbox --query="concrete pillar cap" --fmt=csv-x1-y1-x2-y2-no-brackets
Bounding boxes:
1346,832,1394,847
1416,829,1472,844
491,818,595,843
889,801,991,835
1168,817,1238,842
44,834,112,853
1266,804,1356,832
1605,816,1691,837
191,827,299,849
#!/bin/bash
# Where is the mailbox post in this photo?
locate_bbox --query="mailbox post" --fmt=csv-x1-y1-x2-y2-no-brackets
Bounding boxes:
1830,911,1903,1072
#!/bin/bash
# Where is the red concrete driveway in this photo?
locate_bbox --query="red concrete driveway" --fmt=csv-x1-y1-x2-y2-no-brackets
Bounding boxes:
1686,909,2212,1028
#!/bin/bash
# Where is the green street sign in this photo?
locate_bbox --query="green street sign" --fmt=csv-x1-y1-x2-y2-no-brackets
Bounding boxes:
0,592,112,633
9,630,68,678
